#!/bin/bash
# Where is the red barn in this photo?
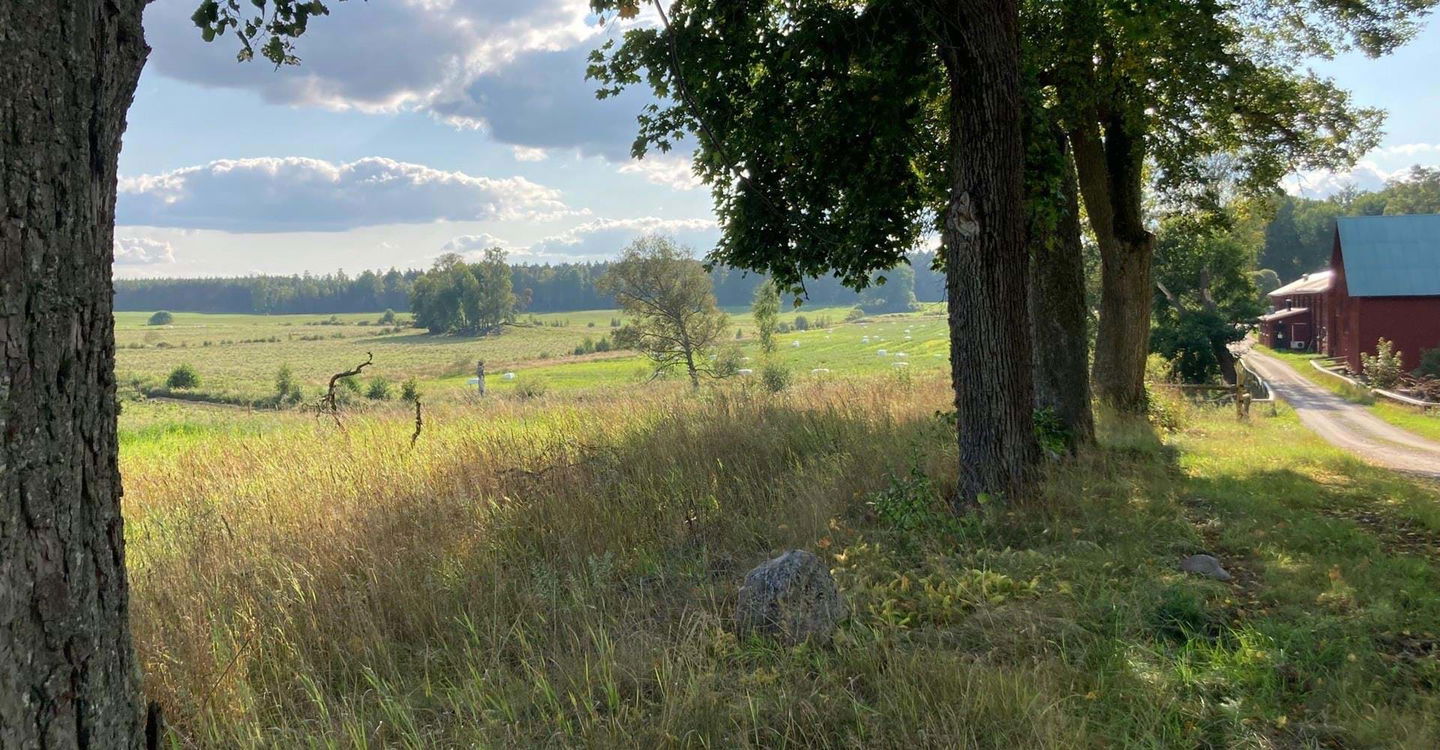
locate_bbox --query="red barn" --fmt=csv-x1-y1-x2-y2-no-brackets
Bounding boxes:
1259,270,1333,352
1324,215,1440,373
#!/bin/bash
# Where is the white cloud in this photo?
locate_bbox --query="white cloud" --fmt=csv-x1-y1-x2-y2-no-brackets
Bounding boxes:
527,217,719,259
442,232,524,255
618,155,702,190
142,0,654,161
438,217,720,263
1283,142,1440,198
512,146,550,162
117,156,574,232
113,237,175,264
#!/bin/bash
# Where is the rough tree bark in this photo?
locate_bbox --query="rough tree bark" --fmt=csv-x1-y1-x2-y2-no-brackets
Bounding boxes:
1068,114,1154,413
1026,126,1095,449
935,0,1040,502
1,0,150,747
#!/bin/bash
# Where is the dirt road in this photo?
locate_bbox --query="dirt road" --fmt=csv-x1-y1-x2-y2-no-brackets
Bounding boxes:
1245,350,1440,481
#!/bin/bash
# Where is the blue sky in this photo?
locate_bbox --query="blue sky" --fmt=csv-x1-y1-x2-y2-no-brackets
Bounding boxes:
113,1,1440,278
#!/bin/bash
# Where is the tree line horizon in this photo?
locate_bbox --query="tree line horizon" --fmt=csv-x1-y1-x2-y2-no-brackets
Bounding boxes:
114,249,945,316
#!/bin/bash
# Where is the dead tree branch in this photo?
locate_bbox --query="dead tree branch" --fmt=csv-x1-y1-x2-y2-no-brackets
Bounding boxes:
410,399,423,448
315,351,373,427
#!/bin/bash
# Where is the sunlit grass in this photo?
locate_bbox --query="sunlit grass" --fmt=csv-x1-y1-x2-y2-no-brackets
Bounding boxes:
123,379,1440,747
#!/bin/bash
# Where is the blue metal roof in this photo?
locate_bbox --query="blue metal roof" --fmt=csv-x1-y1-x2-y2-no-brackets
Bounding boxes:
1336,215,1440,297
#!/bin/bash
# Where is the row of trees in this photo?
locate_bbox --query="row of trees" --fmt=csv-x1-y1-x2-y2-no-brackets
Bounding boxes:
113,253,942,315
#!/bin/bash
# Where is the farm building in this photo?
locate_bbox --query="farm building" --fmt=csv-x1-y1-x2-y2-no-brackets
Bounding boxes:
1259,214,1440,372
1259,269,1333,352
1325,215,1440,373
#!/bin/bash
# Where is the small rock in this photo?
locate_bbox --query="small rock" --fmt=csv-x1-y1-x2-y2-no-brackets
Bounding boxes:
735,549,847,644
1180,554,1232,581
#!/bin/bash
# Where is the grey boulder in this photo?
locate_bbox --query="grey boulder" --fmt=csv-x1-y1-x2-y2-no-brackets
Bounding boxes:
735,549,847,644
1180,554,1232,581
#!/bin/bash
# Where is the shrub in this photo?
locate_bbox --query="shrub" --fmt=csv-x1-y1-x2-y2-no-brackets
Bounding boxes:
761,362,791,392
274,365,304,406
379,309,396,325
845,307,867,322
513,374,550,399
165,364,200,390
1415,347,1440,380
610,317,622,328
594,336,612,353
1361,338,1405,390
794,315,810,331
366,377,393,401
400,378,421,403
147,311,174,326
714,345,744,378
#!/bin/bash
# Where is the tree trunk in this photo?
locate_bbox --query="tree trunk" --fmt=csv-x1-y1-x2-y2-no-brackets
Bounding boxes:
1068,115,1153,413
935,0,1040,503
1,0,149,747
1025,127,1095,449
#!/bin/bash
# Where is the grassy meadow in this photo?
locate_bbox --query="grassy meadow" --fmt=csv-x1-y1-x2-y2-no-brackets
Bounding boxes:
115,305,946,406
120,358,1440,747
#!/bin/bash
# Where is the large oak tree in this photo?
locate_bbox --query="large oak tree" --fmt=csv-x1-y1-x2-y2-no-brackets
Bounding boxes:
1,1,343,745
591,0,1046,501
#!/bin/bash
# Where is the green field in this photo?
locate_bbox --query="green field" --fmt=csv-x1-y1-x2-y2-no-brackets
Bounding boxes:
115,305,949,407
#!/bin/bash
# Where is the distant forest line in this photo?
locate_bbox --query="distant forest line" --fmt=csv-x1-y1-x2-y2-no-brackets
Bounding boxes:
114,252,946,315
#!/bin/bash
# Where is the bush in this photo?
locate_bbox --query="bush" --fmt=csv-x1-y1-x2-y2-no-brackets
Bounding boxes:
274,365,304,406
610,317,622,328
714,345,744,378
793,315,810,331
1414,347,1440,380
513,374,550,399
366,377,393,401
594,336,612,353
379,309,396,325
400,378,421,403
147,311,174,326
166,364,200,390
761,362,791,392
1361,338,1405,390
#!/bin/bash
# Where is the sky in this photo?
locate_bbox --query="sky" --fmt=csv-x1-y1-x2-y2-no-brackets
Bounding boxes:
113,1,1440,279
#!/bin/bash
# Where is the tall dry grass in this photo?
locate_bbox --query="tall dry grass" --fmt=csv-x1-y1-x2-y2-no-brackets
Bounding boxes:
126,375,997,747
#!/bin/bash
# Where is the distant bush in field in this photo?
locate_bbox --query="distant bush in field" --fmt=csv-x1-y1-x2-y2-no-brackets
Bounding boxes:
366,377,393,401
610,317,622,328
594,336,612,353
715,345,744,378
513,374,549,399
274,365,304,406
400,378,421,403
379,309,397,325
166,363,200,390
794,315,810,331
147,311,173,326
761,362,791,392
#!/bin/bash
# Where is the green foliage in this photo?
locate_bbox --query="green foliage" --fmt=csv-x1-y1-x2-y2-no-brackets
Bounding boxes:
1151,211,1261,383
1415,348,1440,380
365,377,393,401
751,280,780,355
858,264,920,314
512,374,550,400
409,249,516,335
399,378,421,404
1361,338,1405,389
596,236,729,387
191,0,346,66
1032,407,1070,458
760,361,791,393
713,345,744,378
1150,585,1223,643
166,363,200,390
274,364,303,406
147,310,174,326
379,308,396,325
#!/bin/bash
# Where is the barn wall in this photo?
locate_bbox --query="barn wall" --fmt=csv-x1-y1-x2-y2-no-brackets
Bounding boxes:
1351,297,1440,373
